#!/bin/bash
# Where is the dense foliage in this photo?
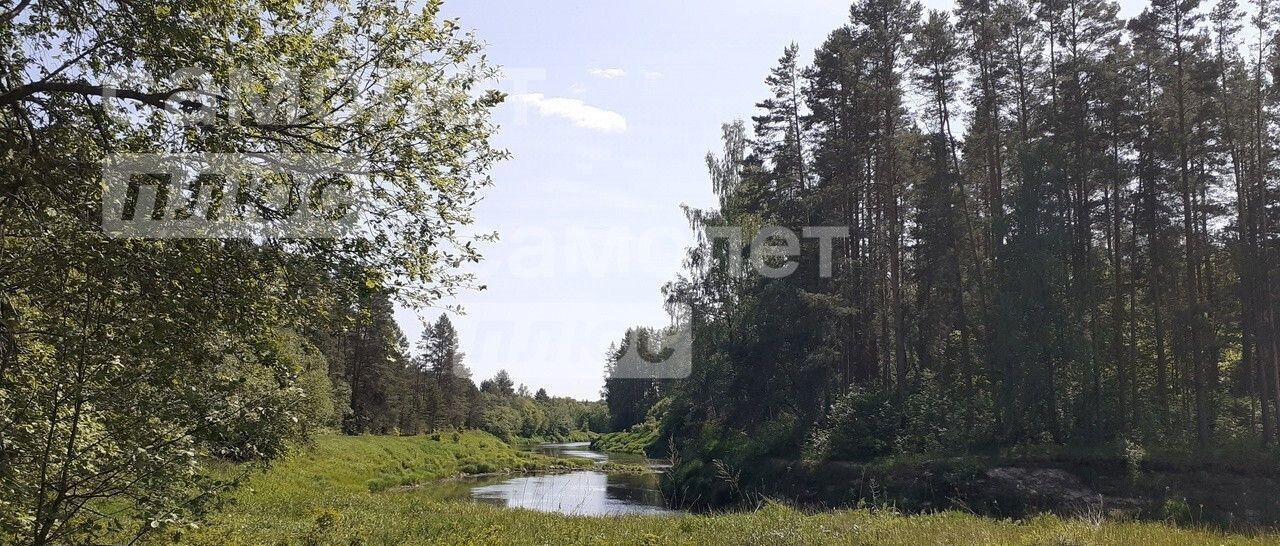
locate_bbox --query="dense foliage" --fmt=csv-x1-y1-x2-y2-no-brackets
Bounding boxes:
0,0,508,543
601,328,681,433
624,0,1280,507
591,397,666,455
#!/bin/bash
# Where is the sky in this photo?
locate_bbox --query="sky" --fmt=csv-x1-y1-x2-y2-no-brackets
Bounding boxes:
400,0,1152,400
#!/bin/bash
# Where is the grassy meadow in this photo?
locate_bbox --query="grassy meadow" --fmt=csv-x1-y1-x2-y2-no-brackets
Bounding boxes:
155,433,1279,545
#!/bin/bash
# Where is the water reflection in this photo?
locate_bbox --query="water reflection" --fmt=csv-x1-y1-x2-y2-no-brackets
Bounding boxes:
526,442,609,462
468,470,675,515
424,442,679,516
527,442,666,468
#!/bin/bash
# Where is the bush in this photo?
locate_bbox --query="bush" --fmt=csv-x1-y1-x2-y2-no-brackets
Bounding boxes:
479,404,522,442
821,387,898,461
1161,496,1193,524
895,373,969,456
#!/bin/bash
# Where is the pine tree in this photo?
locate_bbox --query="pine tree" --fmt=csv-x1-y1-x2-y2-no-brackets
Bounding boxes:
910,10,979,415
754,44,810,221
852,0,923,399
423,314,466,428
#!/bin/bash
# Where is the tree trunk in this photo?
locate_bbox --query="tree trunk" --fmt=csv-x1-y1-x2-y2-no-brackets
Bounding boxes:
1172,13,1211,447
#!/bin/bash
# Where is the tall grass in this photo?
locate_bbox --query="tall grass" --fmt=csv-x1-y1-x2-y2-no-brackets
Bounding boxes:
155,433,1277,545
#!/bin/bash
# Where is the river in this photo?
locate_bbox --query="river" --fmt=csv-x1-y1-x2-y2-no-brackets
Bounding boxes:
422,442,680,516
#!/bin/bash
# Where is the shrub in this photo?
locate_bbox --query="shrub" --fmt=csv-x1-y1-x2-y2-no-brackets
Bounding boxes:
823,387,898,461
1161,496,1192,524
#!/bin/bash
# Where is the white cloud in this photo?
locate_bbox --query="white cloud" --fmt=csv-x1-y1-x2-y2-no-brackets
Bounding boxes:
642,70,664,80
513,93,627,133
588,68,627,79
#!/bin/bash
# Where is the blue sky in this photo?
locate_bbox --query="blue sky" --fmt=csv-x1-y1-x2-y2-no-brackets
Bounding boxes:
400,0,1150,400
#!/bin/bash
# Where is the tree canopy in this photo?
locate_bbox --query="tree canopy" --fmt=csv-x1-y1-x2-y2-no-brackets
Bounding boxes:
632,0,1280,509
0,0,504,542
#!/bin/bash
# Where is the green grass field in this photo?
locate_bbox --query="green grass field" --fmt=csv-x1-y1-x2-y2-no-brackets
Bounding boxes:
160,433,1278,545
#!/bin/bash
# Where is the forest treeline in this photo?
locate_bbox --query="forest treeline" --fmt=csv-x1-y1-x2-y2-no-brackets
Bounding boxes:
317,298,607,442
601,0,1280,504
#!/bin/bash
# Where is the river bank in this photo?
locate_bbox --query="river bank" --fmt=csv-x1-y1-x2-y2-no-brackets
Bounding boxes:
151,433,1277,544
726,455,1280,528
